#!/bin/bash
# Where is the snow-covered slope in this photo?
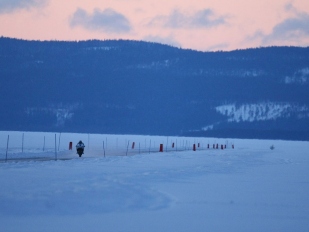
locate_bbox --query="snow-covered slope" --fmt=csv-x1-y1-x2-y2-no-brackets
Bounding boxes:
1,131,309,232
215,102,309,122
1,38,309,139
285,67,309,84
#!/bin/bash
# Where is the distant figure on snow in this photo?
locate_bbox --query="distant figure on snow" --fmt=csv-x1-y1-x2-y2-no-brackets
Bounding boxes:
76,140,85,157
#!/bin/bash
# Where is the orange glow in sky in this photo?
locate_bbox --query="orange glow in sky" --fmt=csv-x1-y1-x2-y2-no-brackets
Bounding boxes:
0,0,309,51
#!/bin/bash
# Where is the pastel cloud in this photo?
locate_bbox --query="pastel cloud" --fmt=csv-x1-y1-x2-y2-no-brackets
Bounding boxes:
0,0,47,13
271,14,309,38
70,8,132,34
149,8,227,29
263,11,309,45
0,0,308,51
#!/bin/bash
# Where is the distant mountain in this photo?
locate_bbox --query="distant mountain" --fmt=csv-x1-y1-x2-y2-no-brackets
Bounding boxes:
1,37,309,140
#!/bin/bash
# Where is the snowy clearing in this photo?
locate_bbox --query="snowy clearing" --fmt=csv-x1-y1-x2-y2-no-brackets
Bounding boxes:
0,131,309,232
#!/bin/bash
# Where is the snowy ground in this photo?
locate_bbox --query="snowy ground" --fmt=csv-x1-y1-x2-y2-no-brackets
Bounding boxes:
0,131,309,232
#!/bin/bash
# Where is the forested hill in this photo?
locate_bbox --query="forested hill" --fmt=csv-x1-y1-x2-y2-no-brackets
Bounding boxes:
1,37,309,140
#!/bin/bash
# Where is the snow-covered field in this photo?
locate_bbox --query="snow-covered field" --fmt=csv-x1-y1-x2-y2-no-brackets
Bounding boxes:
0,131,309,232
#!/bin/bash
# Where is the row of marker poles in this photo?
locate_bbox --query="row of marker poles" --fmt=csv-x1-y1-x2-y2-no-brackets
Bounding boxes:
20,133,60,154
91,137,206,155
5,134,233,161
7,133,234,161
20,133,46,153
159,142,234,152
207,144,234,149
65,138,233,157
159,143,200,152
130,141,142,154
4,133,57,162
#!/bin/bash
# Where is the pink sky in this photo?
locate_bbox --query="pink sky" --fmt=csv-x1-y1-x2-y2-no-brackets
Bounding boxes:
0,0,309,51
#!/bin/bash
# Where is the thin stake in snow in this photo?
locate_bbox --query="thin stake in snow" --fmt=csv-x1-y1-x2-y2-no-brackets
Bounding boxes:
22,133,24,153
88,134,90,149
126,140,130,156
58,132,61,151
103,141,105,157
176,139,178,151
5,135,9,162
43,136,45,151
55,134,57,161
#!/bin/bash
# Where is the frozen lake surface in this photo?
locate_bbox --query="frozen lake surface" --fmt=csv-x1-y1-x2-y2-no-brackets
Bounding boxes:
0,131,309,232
